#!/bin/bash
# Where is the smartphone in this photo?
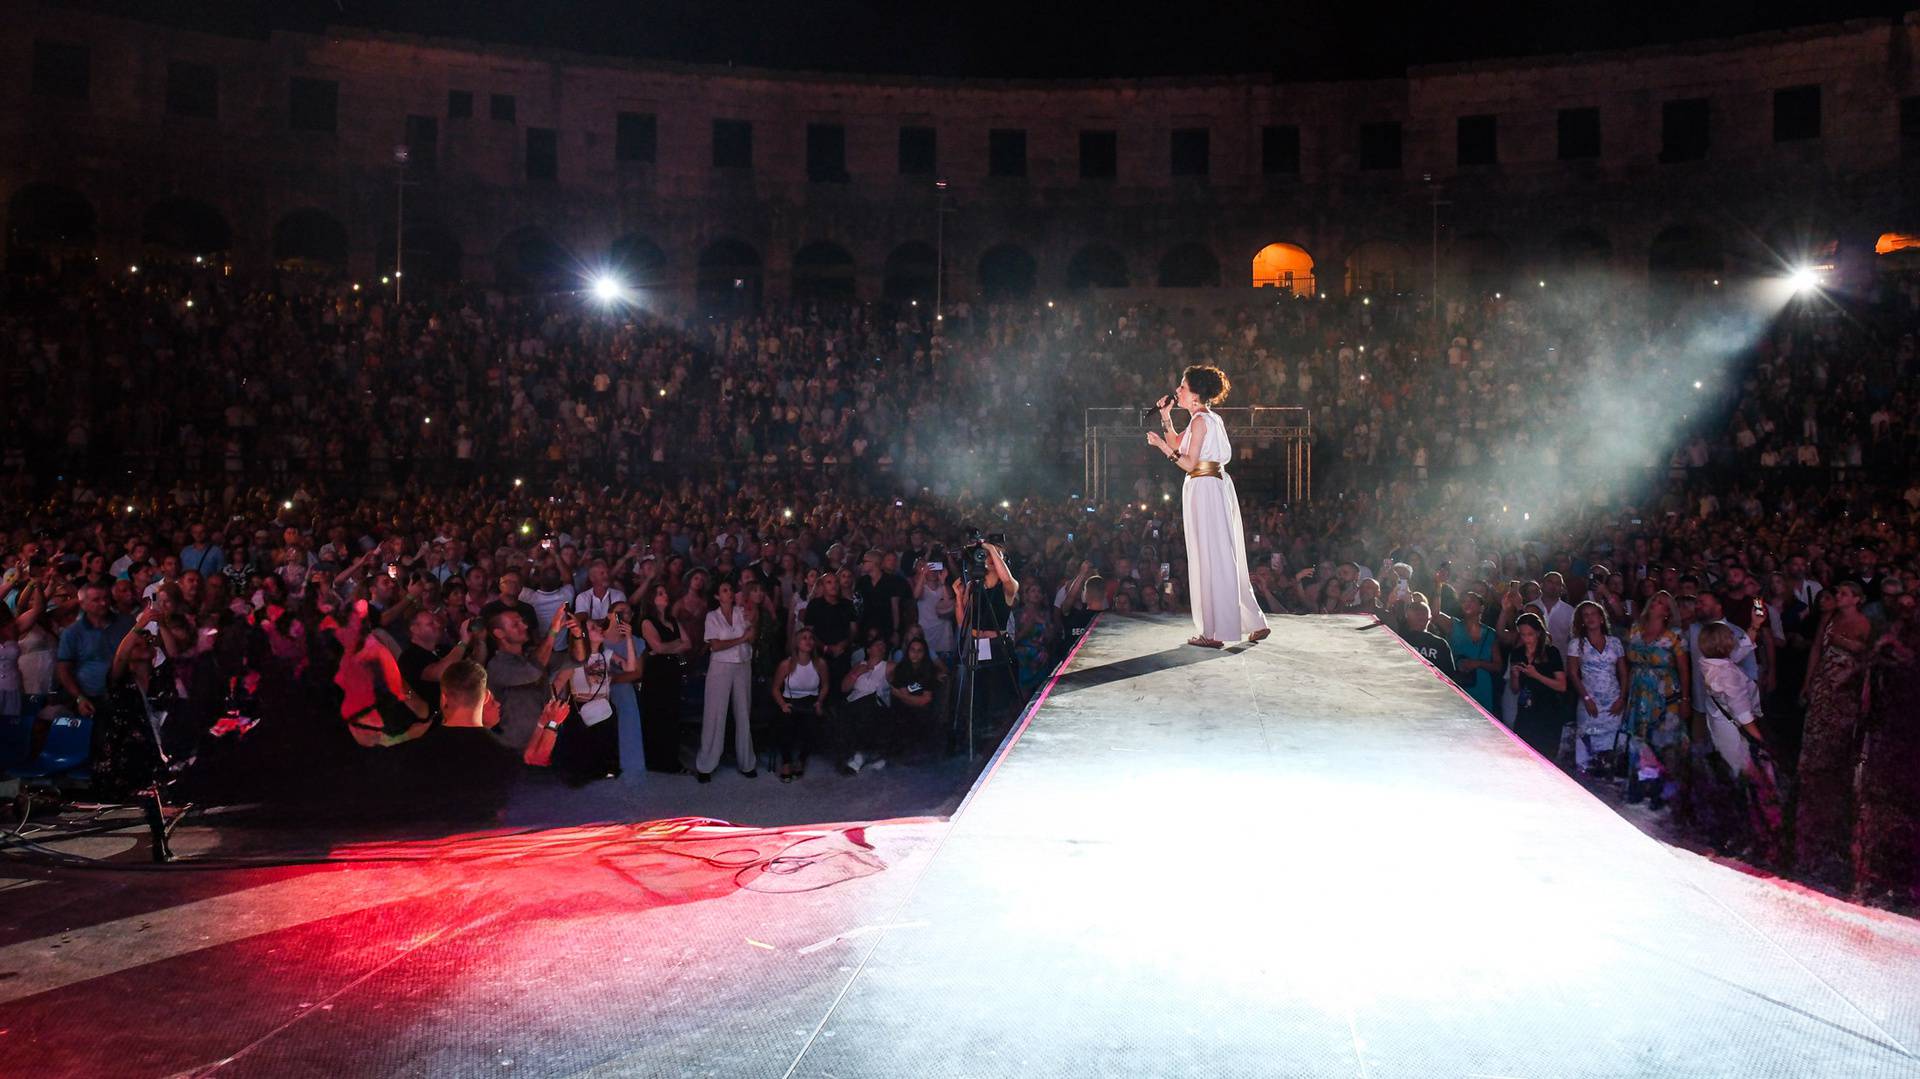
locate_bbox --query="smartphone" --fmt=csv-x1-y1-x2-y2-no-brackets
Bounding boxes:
541,538,554,550
386,562,400,579
1160,562,1171,578
1270,553,1282,570
926,561,944,572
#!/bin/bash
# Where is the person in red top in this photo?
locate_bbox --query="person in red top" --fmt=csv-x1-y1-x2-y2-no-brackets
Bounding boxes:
332,600,430,749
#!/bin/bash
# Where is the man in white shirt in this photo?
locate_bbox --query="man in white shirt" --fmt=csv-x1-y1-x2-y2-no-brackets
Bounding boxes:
1531,572,1575,652
571,560,627,620
520,564,576,629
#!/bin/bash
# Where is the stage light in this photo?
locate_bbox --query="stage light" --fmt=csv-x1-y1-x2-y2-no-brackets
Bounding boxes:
1789,267,1820,292
591,274,626,303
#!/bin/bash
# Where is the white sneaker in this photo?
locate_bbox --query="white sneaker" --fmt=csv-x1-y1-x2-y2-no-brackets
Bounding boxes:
847,752,865,773
868,758,886,771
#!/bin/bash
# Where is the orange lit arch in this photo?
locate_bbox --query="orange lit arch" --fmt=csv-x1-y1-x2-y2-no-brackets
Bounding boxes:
1252,242,1314,294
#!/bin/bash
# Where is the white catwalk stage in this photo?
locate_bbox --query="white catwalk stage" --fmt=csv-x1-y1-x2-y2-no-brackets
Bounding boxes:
3,613,1919,1078
797,613,1920,1077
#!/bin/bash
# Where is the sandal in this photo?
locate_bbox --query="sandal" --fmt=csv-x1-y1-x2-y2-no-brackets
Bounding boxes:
1186,636,1224,649
1247,628,1271,642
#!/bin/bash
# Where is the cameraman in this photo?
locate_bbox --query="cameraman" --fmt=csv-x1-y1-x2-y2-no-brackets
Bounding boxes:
950,540,1018,745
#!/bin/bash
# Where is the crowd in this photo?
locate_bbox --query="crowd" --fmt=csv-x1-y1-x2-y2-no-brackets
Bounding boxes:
0,258,1916,907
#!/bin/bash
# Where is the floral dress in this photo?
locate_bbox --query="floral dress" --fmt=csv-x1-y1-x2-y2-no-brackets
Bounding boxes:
1796,627,1867,889
1625,626,1687,752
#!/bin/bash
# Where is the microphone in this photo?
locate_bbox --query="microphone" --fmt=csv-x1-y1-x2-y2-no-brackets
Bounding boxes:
1141,393,1174,414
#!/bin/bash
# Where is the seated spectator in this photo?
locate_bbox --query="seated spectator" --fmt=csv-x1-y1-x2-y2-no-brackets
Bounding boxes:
838,636,894,774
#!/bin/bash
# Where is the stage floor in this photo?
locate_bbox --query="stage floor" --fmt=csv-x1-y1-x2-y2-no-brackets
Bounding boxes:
4,613,1919,1077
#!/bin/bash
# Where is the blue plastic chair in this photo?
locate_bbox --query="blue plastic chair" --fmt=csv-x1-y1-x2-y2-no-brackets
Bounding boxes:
6,714,92,781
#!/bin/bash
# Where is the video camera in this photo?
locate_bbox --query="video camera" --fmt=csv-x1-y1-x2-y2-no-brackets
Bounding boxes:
948,526,1006,584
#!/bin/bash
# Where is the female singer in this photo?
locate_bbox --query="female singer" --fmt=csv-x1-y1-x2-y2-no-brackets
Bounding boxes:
1145,364,1270,648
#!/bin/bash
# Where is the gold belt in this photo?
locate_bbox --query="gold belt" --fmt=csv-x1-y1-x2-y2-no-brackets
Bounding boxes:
1187,461,1224,479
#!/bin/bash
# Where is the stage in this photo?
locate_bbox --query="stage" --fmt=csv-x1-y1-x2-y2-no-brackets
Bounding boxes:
3,613,1918,1077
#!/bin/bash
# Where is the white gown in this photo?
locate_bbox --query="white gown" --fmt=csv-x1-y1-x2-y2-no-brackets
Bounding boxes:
1180,412,1267,641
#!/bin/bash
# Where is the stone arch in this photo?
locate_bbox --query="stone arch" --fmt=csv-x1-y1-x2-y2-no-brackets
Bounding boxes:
1343,240,1415,295
1251,242,1315,294
609,233,669,288
977,243,1037,300
141,196,231,257
882,241,939,303
1157,242,1220,288
376,223,464,284
5,182,96,272
492,226,574,292
271,208,349,271
792,240,857,300
696,237,763,311
1066,243,1129,290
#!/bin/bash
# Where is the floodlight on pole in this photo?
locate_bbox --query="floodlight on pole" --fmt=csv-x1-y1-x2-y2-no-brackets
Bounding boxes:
591,274,627,303
1789,267,1821,293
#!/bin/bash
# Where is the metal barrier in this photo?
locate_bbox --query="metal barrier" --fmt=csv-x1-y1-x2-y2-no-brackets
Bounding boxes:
1083,406,1312,503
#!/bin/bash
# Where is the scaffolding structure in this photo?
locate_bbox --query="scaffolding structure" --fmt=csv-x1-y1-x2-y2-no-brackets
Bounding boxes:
1083,406,1311,504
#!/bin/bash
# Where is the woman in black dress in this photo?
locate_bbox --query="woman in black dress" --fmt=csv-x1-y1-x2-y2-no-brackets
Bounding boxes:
638,583,692,773
1509,611,1571,763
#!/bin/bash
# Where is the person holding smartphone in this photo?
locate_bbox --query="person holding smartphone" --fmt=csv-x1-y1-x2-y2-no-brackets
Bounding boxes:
1145,364,1268,648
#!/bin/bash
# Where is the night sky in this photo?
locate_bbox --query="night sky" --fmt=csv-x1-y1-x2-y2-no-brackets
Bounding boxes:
53,0,1920,78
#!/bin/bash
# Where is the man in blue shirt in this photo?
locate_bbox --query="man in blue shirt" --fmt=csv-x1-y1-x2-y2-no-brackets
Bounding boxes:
55,584,134,716
180,521,225,578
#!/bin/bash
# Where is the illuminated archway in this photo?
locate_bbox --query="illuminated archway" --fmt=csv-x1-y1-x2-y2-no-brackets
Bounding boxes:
1344,240,1414,295
1251,242,1314,294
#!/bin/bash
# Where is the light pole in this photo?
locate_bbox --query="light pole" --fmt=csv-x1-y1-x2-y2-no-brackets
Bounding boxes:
393,144,411,304
934,178,952,319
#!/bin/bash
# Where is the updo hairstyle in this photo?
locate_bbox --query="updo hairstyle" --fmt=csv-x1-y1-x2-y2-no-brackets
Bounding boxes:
1182,364,1231,406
